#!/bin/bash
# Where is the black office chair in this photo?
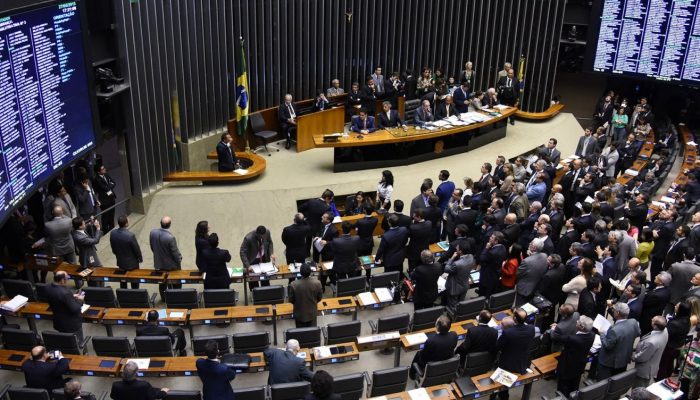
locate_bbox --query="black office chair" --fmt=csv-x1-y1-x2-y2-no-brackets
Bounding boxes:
369,313,411,334
369,271,400,291
83,287,118,307
192,335,230,356
251,285,285,305
284,327,321,348
603,369,636,400
529,335,548,360
232,331,270,353
163,391,201,400
450,296,486,322
413,355,460,387
42,331,90,355
164,288,200,309
1,328,41,351
7,387,50,400
333,373,365,400
202,289,237,307
461,351,496,377
270,382,310,400
364,366,409,397
250,112,280,156
547,379,609,400
334,276,366,297
323,320,362,345
232,386,266,400
92,336,134,357
116,288,156,308
34,283,50,302
410,306,445,332
487,289,515,312
134,336,174,357
51,388,101,400
2,279,37,302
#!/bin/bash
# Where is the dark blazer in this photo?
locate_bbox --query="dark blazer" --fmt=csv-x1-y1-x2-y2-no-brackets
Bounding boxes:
110,379,168,400
278,102,297,131
435,102,459,120
455,324,498,358
407,221,433,261
45,282,83,333
625,203,649,231
453,86,470,113
239,229,274,268
351,116,377,133
74,184,98,218
195,236,210,272
573,214,594,234
303,394,341,400
627,297,643,321
282,222,312,263
331,235,361,274
216,141,237,172
355,216,378,255
381,212,412,232
196,357,236,400
538,264,567,305
415,332,458,369
497,324,536,374
110,227,143,271
556,230,580,261
93,173,117,205
554,332,596,380
136,324,172,338
411,262,442,306
263,348,314,384
202,247,232,289
377,109,404,128
577,289,599,319
640,287,671,334
496,76,520,103
289,277,323,323
375,226,409,267
359,86,377,112
314,224,338,262
21,358,70,391
410,194,429,216
149,228,182,271
548,211,565,243
298,199,330,234
478,244,508,298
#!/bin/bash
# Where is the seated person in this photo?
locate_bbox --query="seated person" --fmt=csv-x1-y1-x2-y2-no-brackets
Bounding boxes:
351,110,377,134
64,381,96,400
277,94,297,149
215,133,239,172
377,101,407,130
414,99,435,126
263,339,314,384
312,91,331,112
409,315,458,379
137,310,187,356
21,346,70,392
326,79,344,97
454,310,498,364
435,94,459,119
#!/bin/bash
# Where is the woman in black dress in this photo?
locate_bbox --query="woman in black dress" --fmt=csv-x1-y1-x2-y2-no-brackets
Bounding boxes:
202,233,232,290
194,220,210,272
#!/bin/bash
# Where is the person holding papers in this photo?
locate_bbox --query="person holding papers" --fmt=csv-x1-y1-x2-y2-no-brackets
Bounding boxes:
45,271,85,341
414,100,435,126
495,309,535,400
137,310,187,356
409,315,458,379
596,302,641,380
377,101,407,130
350,110,377,134
552,315,596,396
240,225,277,290
453,79,471,113
442,242,473,311
435,95,459,120
201,233,232,290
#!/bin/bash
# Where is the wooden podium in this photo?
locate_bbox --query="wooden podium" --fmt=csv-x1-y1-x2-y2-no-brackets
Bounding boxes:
296,106,345,152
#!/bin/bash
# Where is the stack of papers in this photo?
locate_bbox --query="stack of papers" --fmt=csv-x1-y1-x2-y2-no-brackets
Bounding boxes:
288,263,316,273
609,278,625,291
315,346,332,358
357,292,376,305
169,311,185,318
357,332,400,344
488,318,499,328
1,295,28,312
660,196,675,204
233,169,248,175
624,169,639,176
375,287,393,303
126,358,151,369
521,303,538,316
404,332,428,346
322,261,333,270
494,104,509,110
250,262,277,275
436,241,449,251
407,388,431,400
593,314,612,334
490,368,518,387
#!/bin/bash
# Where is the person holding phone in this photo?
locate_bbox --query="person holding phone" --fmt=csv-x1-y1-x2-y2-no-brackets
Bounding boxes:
21,346,71,392
45,271,85,341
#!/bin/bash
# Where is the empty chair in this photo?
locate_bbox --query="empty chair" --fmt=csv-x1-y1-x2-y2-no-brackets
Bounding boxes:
164,288,199,309
250,112,280,156
2,279,37,301
413,355,460,387
604,369,636,400
450,297,486,322
234,386,266,400
323,321,362,345
369,313,411,334
1,328,41,352
567,379,610,400
487,289,515,312
164,391,202,400
7,388,50,400
202,289,237,307
42,331,90,355
232,332,270,353
35,283,50,302
369,271,400,291
134,336,174,357
461,351,496,377
270,382,310,400
251,285,285,305
192,335,230,356
116,288,155,308
284,327,321,348
333,373,365,400
410,306,445,332
334,276,366,297
365,366,410,397
92,336,133,357
82,287,118,307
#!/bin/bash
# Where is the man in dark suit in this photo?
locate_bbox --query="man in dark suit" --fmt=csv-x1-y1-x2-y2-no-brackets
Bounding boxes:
312,211,338,263
650,209,677,282
377,101,407,130
478,163,493,192
72,217,103,269
278,94,297,149
215,133,238,172
552,315,596,396
547,199,565,244
406,209,433,271
149,216,183,297
111,361,169,400
665,225,690,271
540,138,561,166
281,213,312,264
538,254,566,316
137,310,187,356
578,276,604,319
479,232,508,299
360,78,378,114
592,94,614,131
263,339,314,384
74,176,99,221
355,205,378,256
410,250,442,309
21,346,71,392
240,225,277,289
410,315,458,379
574,128,598,158
93,164,117,233
496,309,536,399
410,181,433,217
375,214,410,275
346,82,362,117
330,222,362,280
454,310,498,364
289,263,323,327
641,272,672,334
110,215,143,289
453,80,471,113
496,68,519,125
435,95,459,119
381,199,412,231
414,100,435,126
351,110,377,134
196,341,236,400
299,190,333,235
690,212,700,258
45,271,85,340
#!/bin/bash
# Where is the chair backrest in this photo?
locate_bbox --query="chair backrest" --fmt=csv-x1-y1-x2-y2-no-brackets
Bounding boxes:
163,391,201,400
336,276,367,297
42,331,81,355
270,382,310,400
92,336,133,357
411,306,445,332
333,373,365,400
528,335,546,360
604,368,637,400
369,366,409,397
370,271,400,291
2,279,36,302
574,379,609,400
8,388,50,400
202,289,236,307
377,313,410,334
234,386,266,400
487,289,515,312
164,288,199,309
463,351,496,377
134,336,174,357
451,297,486,322
51,389,96,400
1,328,40,351
251,285,285,305
326,320,362,345
192,335,230,356
232,331,270,353
284,327,321,348
116,289,152,308
419,355,460,387
83,286,117,307
35,283,49,302
250,112,267,134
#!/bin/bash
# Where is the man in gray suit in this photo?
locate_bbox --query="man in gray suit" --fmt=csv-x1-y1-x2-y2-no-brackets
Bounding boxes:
263,339,313,385
288,263,323,327
597,302,641,380
110,215,143,289
681,272,700,302
610,230,637,276
632,316,668,388
149,216,183,297
240,225,276,290
442,242,473,311
72,217,103,268
44,206,76,264
516,238,548,306
668,247,700,307
549,304,579,350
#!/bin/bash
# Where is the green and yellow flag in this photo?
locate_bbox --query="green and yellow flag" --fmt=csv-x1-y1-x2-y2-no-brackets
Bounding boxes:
235,38,249,136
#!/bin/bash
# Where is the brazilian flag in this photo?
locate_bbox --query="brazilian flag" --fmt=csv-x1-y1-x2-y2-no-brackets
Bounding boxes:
236,38,249,136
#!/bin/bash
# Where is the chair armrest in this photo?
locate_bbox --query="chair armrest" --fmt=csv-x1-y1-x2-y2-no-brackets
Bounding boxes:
0,383,9,400
412,362,424,379
234,291,239,306
321,327,328,340
368,320,377,333
331,283,338,297
96,391,108,400
363,371,372,386
582,378,595,386
197,292,203,307
149,292,157,307
80,336,92,353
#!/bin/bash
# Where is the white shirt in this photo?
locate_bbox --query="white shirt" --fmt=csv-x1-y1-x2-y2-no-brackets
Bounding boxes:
377,183,393,202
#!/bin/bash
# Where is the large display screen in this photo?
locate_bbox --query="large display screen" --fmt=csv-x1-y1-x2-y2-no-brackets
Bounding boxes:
0,1,96,224
586,0,700,85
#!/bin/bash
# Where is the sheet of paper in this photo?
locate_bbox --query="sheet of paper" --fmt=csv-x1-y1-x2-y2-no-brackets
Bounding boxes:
405,332,428,346
296,351,306,359
490,367,518,387
646,380,684,399
624,169,639,176
169,311,185,318
332,216,342,224
593,314,612,335
229,267,244,277
358,292,376,305
584,196,595,204
660,196,675,204
608,278,625,291
313,238,325,252
1,295,28,311
407,388,431,400
521,303,538,316
157,309,167,319
488,318,498,328
322,261,333,270
437,275,447,293
374,287,393,303
126,358,150,369
233,169,248,175
315,346,331,358
80,304,91,314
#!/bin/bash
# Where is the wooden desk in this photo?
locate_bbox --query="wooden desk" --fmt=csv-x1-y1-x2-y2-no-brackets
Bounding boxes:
368,384,457,400
400,325,469,351
312,342,360,366
229,305,273,322
532,352,559,377
65,355,121,377
17,302,103,332
471,366,541,399
616,159,648,186
274,296,357,321
167,152,266,183
89,268,167,284
356,291,398,310
333,213,385,237
514,104,565,121
0,349,28,371
188,307,234,325
165,270,204,284
430,242,449,254
297,106,345,152
101,308,188,336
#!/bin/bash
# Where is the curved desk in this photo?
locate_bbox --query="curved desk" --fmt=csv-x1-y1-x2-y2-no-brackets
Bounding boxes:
164,152,266,183
313,107,516,172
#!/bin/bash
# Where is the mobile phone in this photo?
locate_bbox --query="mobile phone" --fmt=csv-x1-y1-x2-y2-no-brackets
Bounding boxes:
51,350,60,359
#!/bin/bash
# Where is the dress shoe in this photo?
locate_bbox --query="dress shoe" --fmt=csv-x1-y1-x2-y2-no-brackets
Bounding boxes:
285,140,291,149
510,119,515,125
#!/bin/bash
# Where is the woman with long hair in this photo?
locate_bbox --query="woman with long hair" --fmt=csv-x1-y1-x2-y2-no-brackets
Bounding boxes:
376,170,394,208
562,257,595,309
194,220,210,272
500,244,522,291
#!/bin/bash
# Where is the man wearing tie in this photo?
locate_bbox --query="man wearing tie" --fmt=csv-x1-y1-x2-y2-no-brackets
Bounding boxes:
371,66,385,95
277,94,297,149
377,101,407,130
414,100,435,126
593,94,614,131
215,133,239,172
453,79,471,114
542,138,561,166
75,176,100,221
496,68,519,125
240,225,277,290
93,164,117,233
436,95,459,119
351,110,377,134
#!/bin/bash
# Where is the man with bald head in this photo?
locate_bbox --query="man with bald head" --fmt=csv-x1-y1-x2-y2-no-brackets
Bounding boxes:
414,99,435,126
150,216,183,298
45,271,85,339
21,345,70,392
281,213,312,265
263,339,314,385
632,316,668,387
44,205,76,264
495,309,535,399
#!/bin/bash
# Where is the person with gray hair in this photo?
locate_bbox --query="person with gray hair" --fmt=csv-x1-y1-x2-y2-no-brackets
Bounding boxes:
553,315,596,395
597,301,641,379
411,249,442,309
64,380,94,400
507,182,530,221
640,271,672,335
263,339,314,385
110,361,169,400
632,316,668,387
515,237,548,306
